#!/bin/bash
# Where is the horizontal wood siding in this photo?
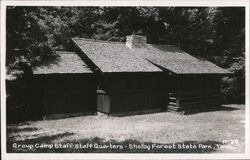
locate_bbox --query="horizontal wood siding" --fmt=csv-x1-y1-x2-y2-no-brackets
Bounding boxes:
167,75,222,114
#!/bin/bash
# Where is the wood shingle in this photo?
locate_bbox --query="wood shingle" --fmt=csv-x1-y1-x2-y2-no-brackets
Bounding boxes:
72,38,230,74
33,51,92,74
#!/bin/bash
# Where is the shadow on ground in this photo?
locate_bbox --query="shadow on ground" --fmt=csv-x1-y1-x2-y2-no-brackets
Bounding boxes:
220,105,241,111
7,135,224,153
112,110,163,117
182,105,240,115
112,105,241,117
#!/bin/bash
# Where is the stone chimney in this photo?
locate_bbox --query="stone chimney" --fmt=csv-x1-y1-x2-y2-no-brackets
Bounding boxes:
126,35,147,48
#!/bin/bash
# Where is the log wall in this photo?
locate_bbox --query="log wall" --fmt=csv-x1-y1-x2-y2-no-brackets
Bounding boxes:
166,75,222,114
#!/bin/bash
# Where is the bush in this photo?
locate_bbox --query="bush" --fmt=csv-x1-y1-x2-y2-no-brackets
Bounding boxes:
221,76,245,104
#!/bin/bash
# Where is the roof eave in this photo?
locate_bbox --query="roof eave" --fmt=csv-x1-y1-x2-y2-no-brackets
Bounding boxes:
176,72,234,76
71,38,104,75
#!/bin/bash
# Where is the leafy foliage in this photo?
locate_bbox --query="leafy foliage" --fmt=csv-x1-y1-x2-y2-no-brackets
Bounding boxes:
6,7,53,68
6,6,245,103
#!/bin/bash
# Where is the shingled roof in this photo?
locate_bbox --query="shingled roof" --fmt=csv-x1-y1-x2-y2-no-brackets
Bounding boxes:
138,44,230,74
72,38,230,74
72,38,161,73
33,51,92,74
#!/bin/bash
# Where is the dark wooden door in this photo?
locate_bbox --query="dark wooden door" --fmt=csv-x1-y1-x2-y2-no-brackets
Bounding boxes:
97,90,110,113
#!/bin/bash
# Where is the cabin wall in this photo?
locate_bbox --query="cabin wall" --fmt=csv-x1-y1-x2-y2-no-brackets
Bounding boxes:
30,73,223,117
167,75,221,114
98,73,167,114
30,76,44,118
33,74,97,118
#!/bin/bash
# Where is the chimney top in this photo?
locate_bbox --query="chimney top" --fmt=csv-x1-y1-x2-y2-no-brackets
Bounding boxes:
126,35,147,48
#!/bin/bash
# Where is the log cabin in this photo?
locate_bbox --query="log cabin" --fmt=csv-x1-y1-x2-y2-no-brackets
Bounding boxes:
30,34,231,118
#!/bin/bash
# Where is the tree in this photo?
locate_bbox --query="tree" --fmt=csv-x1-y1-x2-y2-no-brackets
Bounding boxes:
6,7,54,71
6,6,245,103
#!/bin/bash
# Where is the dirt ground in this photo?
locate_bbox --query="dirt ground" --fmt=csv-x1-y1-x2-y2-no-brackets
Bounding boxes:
7,104,245,153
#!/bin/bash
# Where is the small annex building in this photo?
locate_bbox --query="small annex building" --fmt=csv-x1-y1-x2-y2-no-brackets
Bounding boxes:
31,35,231,118
32,52,97,118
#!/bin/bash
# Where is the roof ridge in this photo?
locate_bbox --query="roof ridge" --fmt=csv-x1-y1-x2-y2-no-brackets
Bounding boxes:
72,37,124,44
72,38,179,48
146,43,182,51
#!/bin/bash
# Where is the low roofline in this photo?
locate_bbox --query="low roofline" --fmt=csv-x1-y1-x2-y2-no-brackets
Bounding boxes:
147,59,232,75
32,51,93,74
103,71,164,74
33,72,95,76
176,72,234,76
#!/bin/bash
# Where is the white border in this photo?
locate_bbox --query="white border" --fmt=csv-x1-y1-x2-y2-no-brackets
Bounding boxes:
0,0,248,6
1,0,249,159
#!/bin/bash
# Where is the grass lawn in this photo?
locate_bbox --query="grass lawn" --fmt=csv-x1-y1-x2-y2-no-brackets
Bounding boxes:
7,104,245,153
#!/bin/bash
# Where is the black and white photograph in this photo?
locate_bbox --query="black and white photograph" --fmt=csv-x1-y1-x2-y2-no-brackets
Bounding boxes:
1,0,249,159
